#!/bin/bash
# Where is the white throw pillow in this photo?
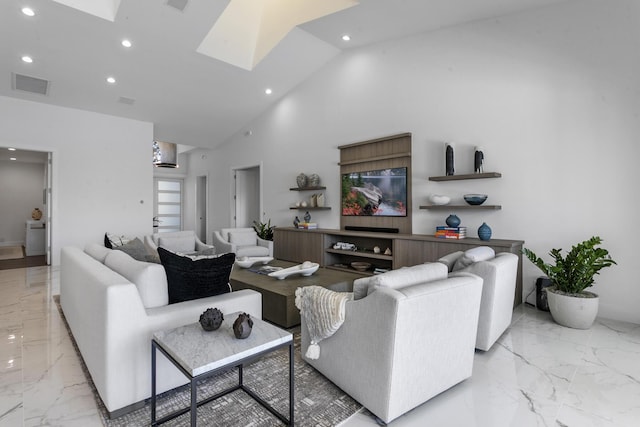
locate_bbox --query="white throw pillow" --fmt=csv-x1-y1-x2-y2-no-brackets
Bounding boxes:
229,231,257,246
452,246,496,272
353,263,449,299
157,235,195,253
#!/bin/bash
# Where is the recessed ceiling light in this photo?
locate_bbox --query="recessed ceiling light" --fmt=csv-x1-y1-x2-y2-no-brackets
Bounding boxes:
121,39,132,48
21,7,35,17
265,88,272,95
8,148,16,151
341,34,351,42
21,55,33,63
106,76,116,84
10,157,17,161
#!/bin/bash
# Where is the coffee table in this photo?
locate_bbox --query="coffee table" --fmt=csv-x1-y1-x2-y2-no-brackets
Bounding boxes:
230,260,361,328
151,312,293,426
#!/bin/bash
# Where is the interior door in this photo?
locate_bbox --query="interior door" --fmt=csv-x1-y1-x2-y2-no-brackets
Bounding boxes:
195,175,208,242
233,166,260,228
45,152,52,265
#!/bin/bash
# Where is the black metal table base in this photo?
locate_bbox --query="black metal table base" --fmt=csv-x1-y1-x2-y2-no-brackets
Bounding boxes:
151,340,294,426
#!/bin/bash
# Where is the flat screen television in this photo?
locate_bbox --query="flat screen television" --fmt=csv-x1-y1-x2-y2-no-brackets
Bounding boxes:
341,167,407,216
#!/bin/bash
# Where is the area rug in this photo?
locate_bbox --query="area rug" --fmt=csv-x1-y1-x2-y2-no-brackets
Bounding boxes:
53,296,363,426
0,246,24,260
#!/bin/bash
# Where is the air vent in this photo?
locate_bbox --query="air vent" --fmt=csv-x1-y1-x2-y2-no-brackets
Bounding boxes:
12,73,49,96
166,0,188,12
118,96,136,105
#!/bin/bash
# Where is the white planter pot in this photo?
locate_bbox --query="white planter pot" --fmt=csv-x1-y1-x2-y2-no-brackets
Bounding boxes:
546,287,599,329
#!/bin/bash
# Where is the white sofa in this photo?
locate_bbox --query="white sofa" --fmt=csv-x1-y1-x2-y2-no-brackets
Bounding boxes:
301,263,483,424
211,227,273,257
438,248,519,351
144,230,214,254
60,244,261,418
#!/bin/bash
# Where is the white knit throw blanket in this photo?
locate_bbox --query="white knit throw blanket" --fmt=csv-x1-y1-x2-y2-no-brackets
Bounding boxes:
295,286,353,360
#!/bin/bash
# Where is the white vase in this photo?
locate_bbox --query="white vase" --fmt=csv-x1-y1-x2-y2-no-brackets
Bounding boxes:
546,287,599,329
316,193,325,207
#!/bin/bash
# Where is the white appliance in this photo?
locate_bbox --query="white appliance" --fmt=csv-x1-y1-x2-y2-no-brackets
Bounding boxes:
25,220,46,256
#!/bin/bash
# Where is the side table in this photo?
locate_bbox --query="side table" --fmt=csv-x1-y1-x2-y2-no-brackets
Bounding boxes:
151,312,293,426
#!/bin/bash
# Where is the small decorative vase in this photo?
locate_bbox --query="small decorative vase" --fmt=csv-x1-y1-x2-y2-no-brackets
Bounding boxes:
310,194,317,207
445,214,461,228
316,193,325,207
296,173,308,188
233,313,254,339
199,308,224,331
304,211,311,223
308,174,320,187
478,222,492,241
32,208,43,220
445,143,455,176
293,216,300,228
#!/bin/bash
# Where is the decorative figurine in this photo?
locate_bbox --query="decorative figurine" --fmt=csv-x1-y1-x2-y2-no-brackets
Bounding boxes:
474,146,484,173
199,308,224,331
304,211,311,223
384,248,392,256
446,214,461,228
293,216,300,228
373,246,381,254
445,143,455,176
233,313,253,339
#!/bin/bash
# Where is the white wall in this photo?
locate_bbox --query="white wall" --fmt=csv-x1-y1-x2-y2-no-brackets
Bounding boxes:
190,0,640,323
0,96,154,265
0,160,45,246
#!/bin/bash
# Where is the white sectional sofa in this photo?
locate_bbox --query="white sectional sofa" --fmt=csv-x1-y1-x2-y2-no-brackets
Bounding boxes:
60,244,262,418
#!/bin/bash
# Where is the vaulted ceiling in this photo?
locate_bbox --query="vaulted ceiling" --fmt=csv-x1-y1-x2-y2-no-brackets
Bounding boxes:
0,0,570,150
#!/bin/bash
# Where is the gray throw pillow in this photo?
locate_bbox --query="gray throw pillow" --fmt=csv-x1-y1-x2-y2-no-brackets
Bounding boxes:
114,237,150,262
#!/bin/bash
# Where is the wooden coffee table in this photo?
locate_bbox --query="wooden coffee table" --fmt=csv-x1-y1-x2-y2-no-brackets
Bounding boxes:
230,260,361,328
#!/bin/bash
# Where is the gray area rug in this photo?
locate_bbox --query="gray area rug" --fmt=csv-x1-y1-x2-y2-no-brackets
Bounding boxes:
54,296,363,426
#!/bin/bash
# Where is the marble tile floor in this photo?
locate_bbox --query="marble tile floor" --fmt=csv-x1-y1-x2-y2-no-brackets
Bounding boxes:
1,266,639,427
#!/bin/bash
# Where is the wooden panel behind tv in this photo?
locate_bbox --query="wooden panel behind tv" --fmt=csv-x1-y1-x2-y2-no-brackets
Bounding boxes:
338,133,412,234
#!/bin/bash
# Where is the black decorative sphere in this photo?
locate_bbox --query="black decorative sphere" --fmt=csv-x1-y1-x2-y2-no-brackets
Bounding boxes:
233,313,254,339
199,308,224,331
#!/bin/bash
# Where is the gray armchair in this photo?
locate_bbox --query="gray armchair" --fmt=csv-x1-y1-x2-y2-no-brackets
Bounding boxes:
144,230,214,254
212,228,273,257
438,249,519,351
301,263,483,424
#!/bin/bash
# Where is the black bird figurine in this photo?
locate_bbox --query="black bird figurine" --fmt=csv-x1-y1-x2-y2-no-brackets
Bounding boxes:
474,146,484,173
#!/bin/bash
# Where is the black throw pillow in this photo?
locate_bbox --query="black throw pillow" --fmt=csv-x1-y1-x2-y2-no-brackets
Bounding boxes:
104,233,113,249
158,247,235,304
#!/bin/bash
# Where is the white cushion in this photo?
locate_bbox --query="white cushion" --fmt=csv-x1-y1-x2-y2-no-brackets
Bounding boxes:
104,250,168,308
221,228,254,242
158,235,195,253
229,230,257,246
353,263,449,300
236,245,270,257
452,246,496,272
84,243,112,263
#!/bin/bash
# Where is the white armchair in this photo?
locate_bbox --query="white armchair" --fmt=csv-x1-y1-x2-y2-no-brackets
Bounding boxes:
438,248,519,351
301,263,483,424
212,228,273,257
144,230,214,254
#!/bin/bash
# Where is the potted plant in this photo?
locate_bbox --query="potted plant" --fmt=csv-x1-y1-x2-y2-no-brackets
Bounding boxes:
253,219,275,241
523,236,616,329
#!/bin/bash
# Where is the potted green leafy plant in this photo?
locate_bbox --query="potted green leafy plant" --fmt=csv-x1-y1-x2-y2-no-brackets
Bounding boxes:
253,219,275,241
523,236,616,329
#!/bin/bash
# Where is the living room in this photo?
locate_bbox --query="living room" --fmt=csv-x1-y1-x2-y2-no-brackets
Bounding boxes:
1,0,639,425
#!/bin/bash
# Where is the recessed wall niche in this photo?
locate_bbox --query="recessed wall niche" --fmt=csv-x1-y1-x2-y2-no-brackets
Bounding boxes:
338,133,412,234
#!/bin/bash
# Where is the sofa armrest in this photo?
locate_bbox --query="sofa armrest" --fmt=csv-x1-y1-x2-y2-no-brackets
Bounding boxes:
257,237,274,257
212,231,234,254
144,234,158,253
195,240,215,253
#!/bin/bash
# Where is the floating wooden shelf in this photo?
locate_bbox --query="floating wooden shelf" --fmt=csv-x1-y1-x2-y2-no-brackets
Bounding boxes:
419,205,502,210
289,186,326,191
289,207,331,210
428,172,501,182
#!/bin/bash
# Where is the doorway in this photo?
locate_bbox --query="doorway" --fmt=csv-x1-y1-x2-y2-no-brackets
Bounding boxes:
195,175,208,242
232,165,261,228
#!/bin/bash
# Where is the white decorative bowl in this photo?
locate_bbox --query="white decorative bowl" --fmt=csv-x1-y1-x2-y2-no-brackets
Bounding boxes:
268,261,319,280
428,194,450,205
235,256,274,268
